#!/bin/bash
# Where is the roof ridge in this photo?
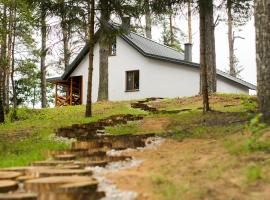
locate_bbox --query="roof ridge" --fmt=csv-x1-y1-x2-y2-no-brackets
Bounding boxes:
127,31,184,56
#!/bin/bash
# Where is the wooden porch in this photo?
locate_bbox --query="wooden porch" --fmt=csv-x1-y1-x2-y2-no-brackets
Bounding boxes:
53,76,83,107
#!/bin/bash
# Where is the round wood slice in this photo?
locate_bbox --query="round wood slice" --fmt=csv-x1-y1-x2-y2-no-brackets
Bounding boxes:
71,141,104,150
27,168,92,178
76,160,108,168
24,176,96,192
0,171,22,180
0,180,18,193
38,192,103,200
17,176,37,183
54,154,76,161
31,161,75,167
0,167,30,174
56,165,82,170
0,193,37,200
57,181,98,193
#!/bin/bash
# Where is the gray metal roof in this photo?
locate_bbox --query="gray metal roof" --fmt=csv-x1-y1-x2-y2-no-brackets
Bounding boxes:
122,32,185,61
49,30,256,90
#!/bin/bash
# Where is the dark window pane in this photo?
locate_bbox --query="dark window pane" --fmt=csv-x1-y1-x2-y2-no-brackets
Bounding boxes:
126,72,134,91
126,70,139,91
134,71,139,90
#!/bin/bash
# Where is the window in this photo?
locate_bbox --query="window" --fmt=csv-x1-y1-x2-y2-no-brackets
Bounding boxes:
126,70,139,92
109,37,117,56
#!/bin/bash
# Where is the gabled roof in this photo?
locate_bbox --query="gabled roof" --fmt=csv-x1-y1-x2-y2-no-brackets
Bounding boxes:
49,30,256,90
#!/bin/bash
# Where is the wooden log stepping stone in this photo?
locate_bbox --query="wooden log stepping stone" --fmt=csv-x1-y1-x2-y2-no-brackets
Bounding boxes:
32,161,75,167
56,165,82,170
0,193,37,200
76,160,109,168
24,176,97,192
72,141,104,150
0,180,18,193
0,167,30,174
17,176,37,183
57,181,98,193
37,192,104,200
29,169,92,178
54,154,76,161
0,171,22,180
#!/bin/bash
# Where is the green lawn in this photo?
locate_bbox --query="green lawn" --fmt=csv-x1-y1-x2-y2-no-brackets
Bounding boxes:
0,101,145,167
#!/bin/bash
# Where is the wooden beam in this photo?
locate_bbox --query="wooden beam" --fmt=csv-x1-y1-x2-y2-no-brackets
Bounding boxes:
80,76,83,104
70,77,73,105
55,83,58,107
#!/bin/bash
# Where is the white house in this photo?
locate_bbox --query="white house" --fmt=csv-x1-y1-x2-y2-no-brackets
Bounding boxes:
48,29,256,106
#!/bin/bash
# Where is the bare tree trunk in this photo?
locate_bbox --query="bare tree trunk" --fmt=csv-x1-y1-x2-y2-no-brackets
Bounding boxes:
227,0,235,76
255,0,270,124
200,0,216,94
40,7,47,108
98,0,110,101
60,0,71,70
169,14,174,46
0,6,7,123
199,0,210,112
145,0,152,39
1,6,7,114
85,0,95,117
11,32,16,118
62,21,71,70
6,4,15,114
188,0,192,44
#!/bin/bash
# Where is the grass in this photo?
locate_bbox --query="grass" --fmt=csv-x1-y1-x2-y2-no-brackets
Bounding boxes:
245,164,262,184
2,93,270,199
0,101,146,167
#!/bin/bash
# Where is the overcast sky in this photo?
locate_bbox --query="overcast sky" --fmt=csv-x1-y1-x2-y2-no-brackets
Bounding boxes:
151,15,257,86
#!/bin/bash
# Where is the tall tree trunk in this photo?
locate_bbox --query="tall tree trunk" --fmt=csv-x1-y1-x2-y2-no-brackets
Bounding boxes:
188,0,192,43
1,6,7,115
227,0,235,76
145,0,152,39
40,7,47,108
98,0,110,101
199,0,210,112
11,5,17,121
200,0,216,94
85,0,95,117
0,6,7,123
255,0,270,124
6,4,15,114
60,0,71,70
169,14,174,46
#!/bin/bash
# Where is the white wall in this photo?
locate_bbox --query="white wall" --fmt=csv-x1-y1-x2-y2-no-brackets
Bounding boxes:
70,36,250,104
71,44,100,104
217,77,249,94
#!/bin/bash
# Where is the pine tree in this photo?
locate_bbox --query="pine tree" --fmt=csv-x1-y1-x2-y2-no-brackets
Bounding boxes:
255,0,270,124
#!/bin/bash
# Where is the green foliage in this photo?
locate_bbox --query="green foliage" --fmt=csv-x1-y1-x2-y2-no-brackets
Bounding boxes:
245,114,270,152
151,174,178,199
160,19,183,52
245,164,262,184
15,60,40,108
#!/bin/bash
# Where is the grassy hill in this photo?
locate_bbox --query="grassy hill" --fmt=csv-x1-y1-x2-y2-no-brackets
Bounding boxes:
1,94,270,199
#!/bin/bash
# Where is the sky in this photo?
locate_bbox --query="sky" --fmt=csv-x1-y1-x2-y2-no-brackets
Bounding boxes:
151,15,257,86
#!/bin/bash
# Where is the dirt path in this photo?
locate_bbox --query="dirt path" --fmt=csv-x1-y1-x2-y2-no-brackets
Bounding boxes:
106,138,270,200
